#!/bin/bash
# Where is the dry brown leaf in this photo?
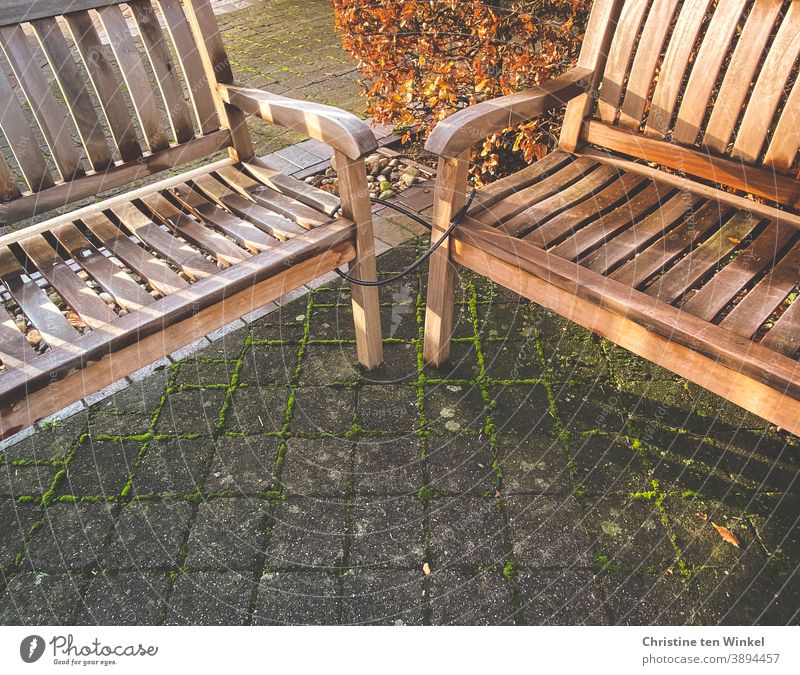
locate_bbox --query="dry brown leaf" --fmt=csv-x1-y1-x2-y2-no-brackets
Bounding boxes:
494,488,502,498
728,236,741,244
65,310,86,329
711,521,740,548
695,512,708,521
422,562,431,576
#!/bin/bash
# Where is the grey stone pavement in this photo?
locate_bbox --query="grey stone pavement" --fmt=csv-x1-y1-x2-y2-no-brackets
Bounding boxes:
0,0,799,626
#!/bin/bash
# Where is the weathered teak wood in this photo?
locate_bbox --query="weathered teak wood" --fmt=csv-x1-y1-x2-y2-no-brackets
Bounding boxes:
423,0,800,435
0,0,383,435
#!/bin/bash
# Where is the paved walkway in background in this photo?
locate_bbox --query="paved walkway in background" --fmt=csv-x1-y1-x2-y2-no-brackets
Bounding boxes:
0,0,798,627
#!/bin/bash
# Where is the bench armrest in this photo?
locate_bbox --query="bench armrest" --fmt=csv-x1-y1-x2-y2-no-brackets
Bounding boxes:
219,82,378,160
424,67,593,158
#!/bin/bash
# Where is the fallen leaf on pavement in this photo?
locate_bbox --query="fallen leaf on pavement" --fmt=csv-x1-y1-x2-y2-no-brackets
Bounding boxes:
422,562,431,576
711,521,740,548
695,512,708,521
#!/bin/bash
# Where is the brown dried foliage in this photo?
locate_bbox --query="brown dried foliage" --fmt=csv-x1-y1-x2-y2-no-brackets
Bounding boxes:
331,0,589,182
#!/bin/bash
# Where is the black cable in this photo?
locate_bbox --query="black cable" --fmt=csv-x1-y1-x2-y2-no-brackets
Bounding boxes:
331,187,477,287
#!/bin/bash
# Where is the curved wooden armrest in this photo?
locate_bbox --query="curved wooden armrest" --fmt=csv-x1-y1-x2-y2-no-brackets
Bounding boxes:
219,82,378,160
425,67,593,158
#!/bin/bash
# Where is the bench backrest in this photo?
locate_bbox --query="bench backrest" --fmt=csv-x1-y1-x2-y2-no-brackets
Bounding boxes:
0,0,246,225
568,0,800,210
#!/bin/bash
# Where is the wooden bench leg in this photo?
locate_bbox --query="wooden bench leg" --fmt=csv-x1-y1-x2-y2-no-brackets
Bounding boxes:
423,152,469,367
335,150,383,370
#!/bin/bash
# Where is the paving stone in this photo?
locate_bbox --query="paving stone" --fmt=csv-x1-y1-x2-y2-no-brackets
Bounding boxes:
165,571,252,625
75,572,170,625
174,360,237,389
380,301,418,341
489,384,553,435
155,389,227,436
265,499,347,569
56,438,142,497
571,435,651,496
541,339,612,383
184,499,272,570
2,412,88,462
101,501,193,569
291,387,355,435
362,342,419,385
427,436,496,494
350,498,425,567
341,570,425,625
506,495,593,568
423,340,480,381
131,438,215,496
495,433,572,494
748,493,800,566
0,502,41,570
357,385,420,432
238,345,298,386
482,338,543,381
585,499,676,573
226,387,291,434
429,497,509,567
279,437,351,496
665,497,768,571
92,370,170,421
0,463,58,497
254,571,340,625
429,570,515,625
599,573,702,625
516,570,608,625
309,306,357,341
206,436,281,494
24,502,116,571
690,568,800,625
249,308,307,342
477,302,533,342
299,345,361,385
552,382,629,434
353,437,423,495
0,572,84,624
425,385,486,434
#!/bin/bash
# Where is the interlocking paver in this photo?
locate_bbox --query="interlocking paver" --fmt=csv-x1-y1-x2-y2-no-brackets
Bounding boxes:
429,570,516,625
254,571,340,625
165,571,252,626
75,573,170,625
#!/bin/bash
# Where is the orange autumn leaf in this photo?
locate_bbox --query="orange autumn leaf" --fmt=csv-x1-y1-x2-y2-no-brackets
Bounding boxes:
711,521,740,548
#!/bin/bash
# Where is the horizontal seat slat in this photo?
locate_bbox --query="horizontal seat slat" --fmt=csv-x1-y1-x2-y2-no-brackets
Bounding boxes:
18,236,115,329
169,184,279,252
111,202,218,281
681,222,798,321
81,213,189,298
216,166,330,228
0,248,76,348
140,192,250,267
719,239,800,340
52,223,155,312
525,171,647,248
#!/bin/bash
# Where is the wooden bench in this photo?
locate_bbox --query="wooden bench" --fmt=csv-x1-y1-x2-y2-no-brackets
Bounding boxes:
423,0,800,435
0,0,383,438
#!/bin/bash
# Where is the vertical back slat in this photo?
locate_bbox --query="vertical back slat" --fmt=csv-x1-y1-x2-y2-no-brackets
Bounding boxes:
702,0,783,154
618,0,681,130
596,0,651,124
0,154,22,201
671,0,748,145
644,0,713,137
96,4,170,152
156,0,220,135
762,76,800,171
0,67,55,192
129,0,195,144
65,10,143,163
181,0,254,160
731,2,800,164
0,24,85,181
31,16,114,172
